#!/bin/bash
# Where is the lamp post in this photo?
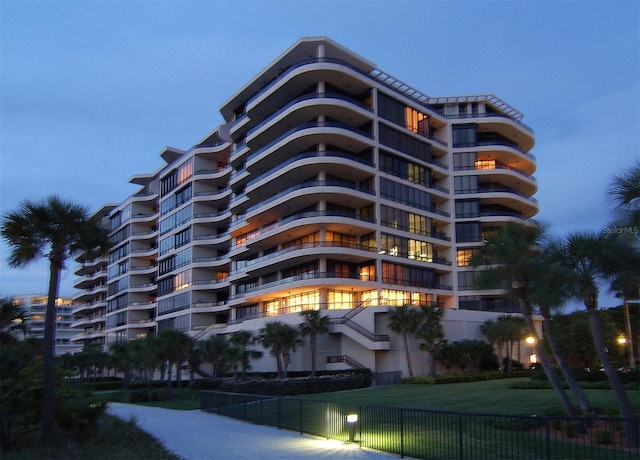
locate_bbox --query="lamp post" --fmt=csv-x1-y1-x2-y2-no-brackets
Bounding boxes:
347,414,358,442
525,336,536,367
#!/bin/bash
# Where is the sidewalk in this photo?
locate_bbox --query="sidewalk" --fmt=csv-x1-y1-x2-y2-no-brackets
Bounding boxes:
107,402,401,460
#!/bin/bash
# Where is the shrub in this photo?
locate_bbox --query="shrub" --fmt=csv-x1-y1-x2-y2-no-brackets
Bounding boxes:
401,375,435,384
594,429,613,445
214,371,371,395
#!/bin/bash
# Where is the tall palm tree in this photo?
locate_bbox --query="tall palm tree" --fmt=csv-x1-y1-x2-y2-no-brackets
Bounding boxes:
259,321,302,378
0,297,27,344
607,162,640,368
472,221,578,416
608,160,640,232
387,305,423,377
416,304,445,377
552,231,639,447
530,247,593,414
298,309,330,376
157,328,191,392
1,196,110,446
201,334,229,378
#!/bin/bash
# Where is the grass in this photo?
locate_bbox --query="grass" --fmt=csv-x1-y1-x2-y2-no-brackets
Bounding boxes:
299,378,639,416
202,378,640,460
1,415,180,460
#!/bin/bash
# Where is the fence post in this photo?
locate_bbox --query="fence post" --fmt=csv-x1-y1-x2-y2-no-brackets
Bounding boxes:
545,418,551,460
299,399,303,434
260,396,264,425
458,413,463,460
399,407,405,458
278,398,282,429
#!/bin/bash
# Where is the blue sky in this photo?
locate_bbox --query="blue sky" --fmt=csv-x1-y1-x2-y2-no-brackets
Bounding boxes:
1,1,638,310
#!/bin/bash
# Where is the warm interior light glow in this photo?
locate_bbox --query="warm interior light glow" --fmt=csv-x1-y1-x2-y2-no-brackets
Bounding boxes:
347,414,358,423
529,354,537,364
475,160,496,170
617,336,627,345
525,336,535,345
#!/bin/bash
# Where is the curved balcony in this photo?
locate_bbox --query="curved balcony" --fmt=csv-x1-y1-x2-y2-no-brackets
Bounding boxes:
245,153,375,200
246,92,373,149
241,241,378,274
229,272,379,300
233,179,376,222
242,59,373,127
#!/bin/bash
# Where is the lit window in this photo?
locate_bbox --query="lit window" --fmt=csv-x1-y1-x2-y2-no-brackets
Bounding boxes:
475,160,496,170
456,249,478,267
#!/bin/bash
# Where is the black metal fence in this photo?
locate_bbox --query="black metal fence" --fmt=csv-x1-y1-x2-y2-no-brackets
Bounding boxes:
201,391,639,459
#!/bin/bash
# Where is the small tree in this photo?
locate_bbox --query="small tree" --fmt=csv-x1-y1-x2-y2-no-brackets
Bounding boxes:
259,321,303,378
387,305,424,377
298,309,330,376
225,330,262,385
416,304,445,377
201,334,229,378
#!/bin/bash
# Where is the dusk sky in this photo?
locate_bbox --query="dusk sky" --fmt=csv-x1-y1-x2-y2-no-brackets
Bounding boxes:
1,1,638,310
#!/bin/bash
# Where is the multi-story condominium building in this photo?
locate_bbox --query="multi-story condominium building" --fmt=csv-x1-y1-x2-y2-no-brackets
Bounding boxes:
14,295,81,356
72,37,538,376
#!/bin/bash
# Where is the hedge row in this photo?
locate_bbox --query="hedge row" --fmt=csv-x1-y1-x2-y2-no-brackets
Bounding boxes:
192,371,372,395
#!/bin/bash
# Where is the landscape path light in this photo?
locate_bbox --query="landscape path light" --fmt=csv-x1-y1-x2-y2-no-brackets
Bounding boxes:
347,413,358,442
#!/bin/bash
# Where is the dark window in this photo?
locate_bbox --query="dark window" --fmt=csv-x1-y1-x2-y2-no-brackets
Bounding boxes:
453,152,477,170
452,125,477,147
379,125,432,162
455,199,479,218
455,222,481,243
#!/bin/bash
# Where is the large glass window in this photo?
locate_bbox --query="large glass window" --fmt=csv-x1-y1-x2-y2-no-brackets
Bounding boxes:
381,205,433,236
381,233,435,262
453,152,477,170
380,178,433,210
456,248,479,267
327,290,355,310
379,125,432,162
452,125,477,147
454,175,478,193
405,106,429,137
455,199,479,218
456,222,481,243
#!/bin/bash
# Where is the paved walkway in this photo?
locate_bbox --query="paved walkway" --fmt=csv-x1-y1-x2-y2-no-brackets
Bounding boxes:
107,403,402,460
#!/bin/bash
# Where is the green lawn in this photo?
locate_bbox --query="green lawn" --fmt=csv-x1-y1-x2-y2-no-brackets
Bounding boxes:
298,378,638,416
199,379,639,460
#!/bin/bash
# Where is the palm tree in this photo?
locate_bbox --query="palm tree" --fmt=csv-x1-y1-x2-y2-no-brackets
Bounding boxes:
186,337,204,384
472,221,578,416
387,304,425,377
552,231,639,447
108,340,136,389
0,297,27,344
530,247,594,414
298,309,330,376
607,162,640,368
607,160,640,232
225,330,262,385
259,321,302,378
416,304,445,377
157,328,191,392
201,334,229,378
482,315,527,373
1,196,110,446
